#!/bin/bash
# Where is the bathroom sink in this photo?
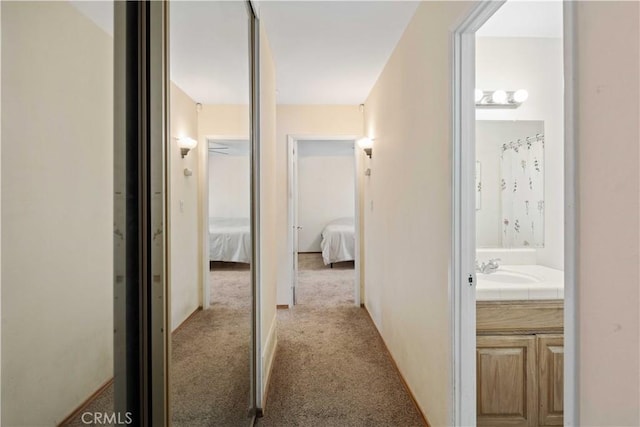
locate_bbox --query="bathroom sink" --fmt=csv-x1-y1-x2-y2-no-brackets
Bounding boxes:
478,270,540,284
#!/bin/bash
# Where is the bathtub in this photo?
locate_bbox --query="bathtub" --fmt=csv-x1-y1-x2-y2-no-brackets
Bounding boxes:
476,265,564,301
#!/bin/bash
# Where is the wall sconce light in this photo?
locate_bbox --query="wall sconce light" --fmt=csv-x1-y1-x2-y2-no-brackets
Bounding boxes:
475,89,528,109
357,137,373,158
177,136,198,158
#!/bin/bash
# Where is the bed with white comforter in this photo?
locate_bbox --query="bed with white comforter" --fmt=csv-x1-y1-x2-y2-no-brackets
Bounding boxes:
209,217,251,263
320,218,355,265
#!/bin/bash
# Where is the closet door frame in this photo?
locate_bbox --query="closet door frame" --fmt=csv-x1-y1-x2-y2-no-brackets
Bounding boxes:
248,0,261,415
114,1,169,425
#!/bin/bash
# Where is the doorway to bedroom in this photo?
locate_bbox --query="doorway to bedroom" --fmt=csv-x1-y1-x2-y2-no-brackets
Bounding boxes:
288,136,361,307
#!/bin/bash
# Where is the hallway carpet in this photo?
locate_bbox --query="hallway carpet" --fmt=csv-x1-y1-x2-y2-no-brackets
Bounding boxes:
256,253,424,427
67,255,423,426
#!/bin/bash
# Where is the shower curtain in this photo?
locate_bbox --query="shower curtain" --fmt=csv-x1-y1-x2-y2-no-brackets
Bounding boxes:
500,135,544,248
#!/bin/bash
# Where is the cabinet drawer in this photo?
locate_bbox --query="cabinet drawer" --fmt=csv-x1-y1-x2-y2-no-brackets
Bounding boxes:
477,300,563,334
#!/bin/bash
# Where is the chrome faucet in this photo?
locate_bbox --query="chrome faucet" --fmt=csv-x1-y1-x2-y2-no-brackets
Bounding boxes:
476,258,501,274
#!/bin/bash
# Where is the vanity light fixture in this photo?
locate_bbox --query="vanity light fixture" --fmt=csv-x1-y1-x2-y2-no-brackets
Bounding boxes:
177,136,198,158
475,89,529,109
357,137,373,158
512,89,529,103
491,89,508,104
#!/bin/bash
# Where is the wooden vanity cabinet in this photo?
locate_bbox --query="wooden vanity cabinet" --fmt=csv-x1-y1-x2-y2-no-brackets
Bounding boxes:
476,301,564,427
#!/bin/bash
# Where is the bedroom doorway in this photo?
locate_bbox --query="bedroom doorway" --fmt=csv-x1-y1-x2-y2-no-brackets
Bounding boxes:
287,136,361,307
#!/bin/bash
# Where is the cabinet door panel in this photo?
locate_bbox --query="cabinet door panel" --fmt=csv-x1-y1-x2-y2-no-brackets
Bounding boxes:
538,334,564,425
477,335,537,427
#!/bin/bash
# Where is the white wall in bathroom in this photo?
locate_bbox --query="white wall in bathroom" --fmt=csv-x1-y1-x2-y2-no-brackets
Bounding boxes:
476,36,564,270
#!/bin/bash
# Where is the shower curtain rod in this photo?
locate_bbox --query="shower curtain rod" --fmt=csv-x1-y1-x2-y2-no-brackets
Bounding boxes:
502,133,545,150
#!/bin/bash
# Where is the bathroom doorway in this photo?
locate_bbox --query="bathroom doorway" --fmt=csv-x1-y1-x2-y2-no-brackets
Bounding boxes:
451,1,577,425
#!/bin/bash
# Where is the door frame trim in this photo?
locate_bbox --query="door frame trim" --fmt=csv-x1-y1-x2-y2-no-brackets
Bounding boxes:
114,1,169,424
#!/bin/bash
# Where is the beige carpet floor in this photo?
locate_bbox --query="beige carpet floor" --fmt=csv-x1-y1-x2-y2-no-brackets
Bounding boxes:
66,254,423,427
256,253,424,427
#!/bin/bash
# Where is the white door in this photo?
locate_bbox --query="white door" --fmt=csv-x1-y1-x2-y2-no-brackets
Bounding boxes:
288,138,299,305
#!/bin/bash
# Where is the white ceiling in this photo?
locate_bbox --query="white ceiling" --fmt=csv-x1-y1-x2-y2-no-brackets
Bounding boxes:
70,1,562,104
260,1,419,104
68,1,419,105
477,0,563,38
170,1,250,104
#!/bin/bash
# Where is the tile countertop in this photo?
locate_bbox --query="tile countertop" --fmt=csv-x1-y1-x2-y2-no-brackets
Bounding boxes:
476,264,564,301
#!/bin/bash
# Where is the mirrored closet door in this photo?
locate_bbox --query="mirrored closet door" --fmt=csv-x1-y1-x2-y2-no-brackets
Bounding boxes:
169,1,255,425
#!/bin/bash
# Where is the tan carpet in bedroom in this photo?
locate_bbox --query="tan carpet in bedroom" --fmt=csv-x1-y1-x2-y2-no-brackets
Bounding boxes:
256,253,424,427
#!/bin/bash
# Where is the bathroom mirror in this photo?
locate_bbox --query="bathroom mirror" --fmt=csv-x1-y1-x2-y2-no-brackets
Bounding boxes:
476,120,545,249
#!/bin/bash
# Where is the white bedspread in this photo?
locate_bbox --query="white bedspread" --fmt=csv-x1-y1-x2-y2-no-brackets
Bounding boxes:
209,218,251,263
320,218,355,265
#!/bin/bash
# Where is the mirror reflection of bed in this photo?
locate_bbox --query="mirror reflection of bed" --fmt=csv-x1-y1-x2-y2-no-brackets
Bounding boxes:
208,139,252,310
295,140,356,306
168,2,254,425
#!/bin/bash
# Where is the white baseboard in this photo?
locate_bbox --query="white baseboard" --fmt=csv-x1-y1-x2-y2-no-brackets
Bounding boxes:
261,314,278,408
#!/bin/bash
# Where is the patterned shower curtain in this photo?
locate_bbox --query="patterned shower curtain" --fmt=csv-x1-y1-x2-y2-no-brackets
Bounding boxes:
500,135,545,248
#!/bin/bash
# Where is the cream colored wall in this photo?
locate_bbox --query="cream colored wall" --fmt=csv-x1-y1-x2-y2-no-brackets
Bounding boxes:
275,105,363,304
169,82,200,331
1,2,113,424
575,2,639,425
198,105,250,138
362,2,473,425
363,1,640,425
259,22,278,406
